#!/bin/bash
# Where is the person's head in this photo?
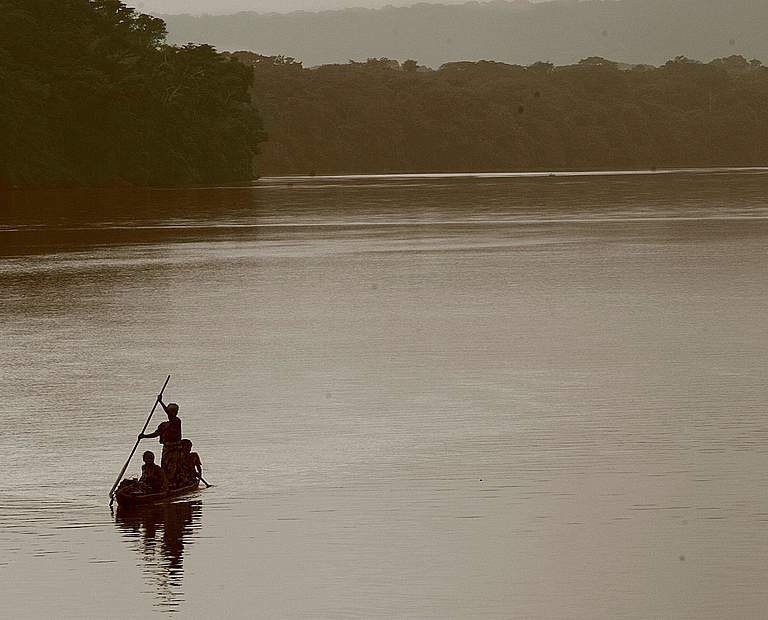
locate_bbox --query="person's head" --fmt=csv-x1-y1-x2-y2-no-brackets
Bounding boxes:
181,439,192,453
143,451,155,464
166,403,179,419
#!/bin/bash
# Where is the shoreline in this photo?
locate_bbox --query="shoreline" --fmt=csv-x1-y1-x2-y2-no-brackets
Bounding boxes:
260,166,768,183
4,165,768,193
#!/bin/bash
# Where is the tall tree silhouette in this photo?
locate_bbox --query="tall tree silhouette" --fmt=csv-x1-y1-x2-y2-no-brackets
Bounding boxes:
0,0,265,187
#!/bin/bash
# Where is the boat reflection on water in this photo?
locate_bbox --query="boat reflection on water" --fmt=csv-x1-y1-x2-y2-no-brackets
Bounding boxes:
114,499,203,611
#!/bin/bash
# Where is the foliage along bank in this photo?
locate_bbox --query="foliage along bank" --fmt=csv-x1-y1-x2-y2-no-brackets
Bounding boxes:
240,53,768,175
0,0,265,188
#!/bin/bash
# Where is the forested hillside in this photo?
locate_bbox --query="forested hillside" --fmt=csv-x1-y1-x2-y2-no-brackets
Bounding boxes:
164,0,768,68
0,0,264,187
240,54,768,175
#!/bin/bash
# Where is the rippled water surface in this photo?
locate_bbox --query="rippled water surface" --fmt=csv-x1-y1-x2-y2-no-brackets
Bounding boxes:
2,170,768,618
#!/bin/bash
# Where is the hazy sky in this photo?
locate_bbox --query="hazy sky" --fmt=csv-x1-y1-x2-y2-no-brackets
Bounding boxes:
134,0,534,15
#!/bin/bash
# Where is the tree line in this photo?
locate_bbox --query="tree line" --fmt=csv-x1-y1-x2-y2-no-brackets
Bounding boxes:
3,2,768,186
0,0,264,188
239,53,768,175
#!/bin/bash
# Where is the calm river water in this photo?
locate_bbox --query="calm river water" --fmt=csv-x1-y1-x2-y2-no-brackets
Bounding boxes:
2,170,768,618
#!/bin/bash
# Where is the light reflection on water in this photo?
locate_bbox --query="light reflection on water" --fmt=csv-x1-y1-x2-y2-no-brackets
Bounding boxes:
2,172,768,618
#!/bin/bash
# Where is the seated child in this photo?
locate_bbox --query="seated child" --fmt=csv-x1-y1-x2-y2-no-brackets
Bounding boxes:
138,450,167,492
181,439,203,484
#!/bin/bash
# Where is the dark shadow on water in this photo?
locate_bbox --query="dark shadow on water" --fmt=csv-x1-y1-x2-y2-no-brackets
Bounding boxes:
4,173,768,258
114,499,202,611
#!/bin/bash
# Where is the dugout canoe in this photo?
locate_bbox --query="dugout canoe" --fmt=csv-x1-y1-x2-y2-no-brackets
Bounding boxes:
114,479,200,507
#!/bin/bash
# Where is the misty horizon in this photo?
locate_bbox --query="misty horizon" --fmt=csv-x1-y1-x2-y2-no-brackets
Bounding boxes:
134,0,547,16
162,0,767,68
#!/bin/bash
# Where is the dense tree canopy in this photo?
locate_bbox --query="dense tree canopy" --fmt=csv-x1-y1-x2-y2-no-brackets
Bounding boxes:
238,53,768,175
0,0,265,187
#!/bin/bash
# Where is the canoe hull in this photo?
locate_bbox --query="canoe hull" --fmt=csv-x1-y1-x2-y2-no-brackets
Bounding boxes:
115,479,200,507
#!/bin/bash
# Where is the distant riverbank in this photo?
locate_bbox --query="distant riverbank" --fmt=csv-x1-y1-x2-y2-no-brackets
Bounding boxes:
245,54,768,177
4,165,768,195
259,166,768,182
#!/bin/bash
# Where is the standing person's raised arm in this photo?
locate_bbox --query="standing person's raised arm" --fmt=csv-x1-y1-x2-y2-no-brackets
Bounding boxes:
157,394,170,414
138,396,169,440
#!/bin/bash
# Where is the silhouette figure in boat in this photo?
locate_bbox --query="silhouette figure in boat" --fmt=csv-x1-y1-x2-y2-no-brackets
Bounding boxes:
138,396,186,487
117,450,168,494
118,395,203,494
139,450,167,492
110,377,207,505
181,439,202,484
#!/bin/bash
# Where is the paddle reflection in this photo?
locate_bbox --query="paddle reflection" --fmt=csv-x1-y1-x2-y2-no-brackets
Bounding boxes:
114,499,202,610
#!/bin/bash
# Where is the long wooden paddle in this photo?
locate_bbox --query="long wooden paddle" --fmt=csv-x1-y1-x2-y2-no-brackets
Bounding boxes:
199,475,212,488
109,375,171,504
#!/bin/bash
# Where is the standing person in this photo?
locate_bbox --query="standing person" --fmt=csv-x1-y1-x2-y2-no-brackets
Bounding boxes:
138,397,183,488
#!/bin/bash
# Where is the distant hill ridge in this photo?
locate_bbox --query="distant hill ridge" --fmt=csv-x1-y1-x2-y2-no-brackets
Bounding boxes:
162,0,768,68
